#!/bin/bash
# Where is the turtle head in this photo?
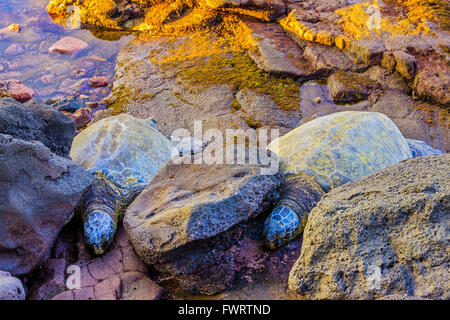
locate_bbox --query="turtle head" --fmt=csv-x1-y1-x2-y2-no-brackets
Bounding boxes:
84,211,117,255
264,205,301,250
264,175,326,249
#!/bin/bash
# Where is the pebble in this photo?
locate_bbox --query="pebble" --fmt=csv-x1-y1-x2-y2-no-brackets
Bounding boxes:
40,74,55,84
0,79,35,102
50,63,70,75
89,76,109,87
73,69,86,77
61,108,92,129
49,36,88,54
0,24,21,35
3,44,24,56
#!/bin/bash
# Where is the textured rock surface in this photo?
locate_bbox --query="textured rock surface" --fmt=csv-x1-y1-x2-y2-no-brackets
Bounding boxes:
0,134,92,276
245,21,365,80
413,62,450,107
205,0,286,20
124,147,284,295
105,36,301,137
176,236,303,300
289,154,450,300
0,271,26,300
246,21,314,78
393,51,417,80
0,98,75,157
327,71,378,103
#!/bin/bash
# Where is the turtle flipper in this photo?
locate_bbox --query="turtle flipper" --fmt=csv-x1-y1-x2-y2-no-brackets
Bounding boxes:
264,174,325,249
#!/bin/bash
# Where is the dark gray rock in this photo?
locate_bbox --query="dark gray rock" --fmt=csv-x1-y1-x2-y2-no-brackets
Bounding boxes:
124,147,284,295
0,134,92,276
0,98,75,157
288,154,450,300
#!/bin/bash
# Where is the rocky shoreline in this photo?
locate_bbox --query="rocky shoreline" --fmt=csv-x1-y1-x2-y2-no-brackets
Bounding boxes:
0,0,449,300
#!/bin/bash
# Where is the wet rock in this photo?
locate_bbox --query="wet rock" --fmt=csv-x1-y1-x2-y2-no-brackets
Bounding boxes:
48,227,164,300
58,78,89,96
393,51,417,80
49,36,88,54
0,80,35,103
327,71,378,103
288,154,450,300
0,98,76,157
3,44,24,56
50,63,70,76
0,271,26,300
124,147,284,295
0,134,92,276
40,74,55,85
61,108,92,130
48,96,85,114
89,76,109,87
407,139,443,157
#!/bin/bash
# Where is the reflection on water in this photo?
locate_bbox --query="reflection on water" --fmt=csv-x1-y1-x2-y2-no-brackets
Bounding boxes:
0,0,133,102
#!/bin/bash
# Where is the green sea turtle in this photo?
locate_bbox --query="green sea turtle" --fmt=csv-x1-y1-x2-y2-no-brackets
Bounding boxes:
264,111,413,249
70,114,173,254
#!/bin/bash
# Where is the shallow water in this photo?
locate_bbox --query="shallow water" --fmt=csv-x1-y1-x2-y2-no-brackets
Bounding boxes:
0,0,133,102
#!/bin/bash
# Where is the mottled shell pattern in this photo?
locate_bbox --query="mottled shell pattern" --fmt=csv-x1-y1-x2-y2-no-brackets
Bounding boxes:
267,111,413,192
71,114,174,190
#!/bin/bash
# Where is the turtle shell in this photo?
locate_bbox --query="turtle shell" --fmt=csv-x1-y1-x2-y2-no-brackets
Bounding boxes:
70,114,173,190
268,111,412,192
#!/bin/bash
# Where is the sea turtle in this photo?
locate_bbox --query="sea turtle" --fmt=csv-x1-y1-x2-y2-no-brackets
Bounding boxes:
70,114,173,254
406,139,443,158
264,111,413,249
